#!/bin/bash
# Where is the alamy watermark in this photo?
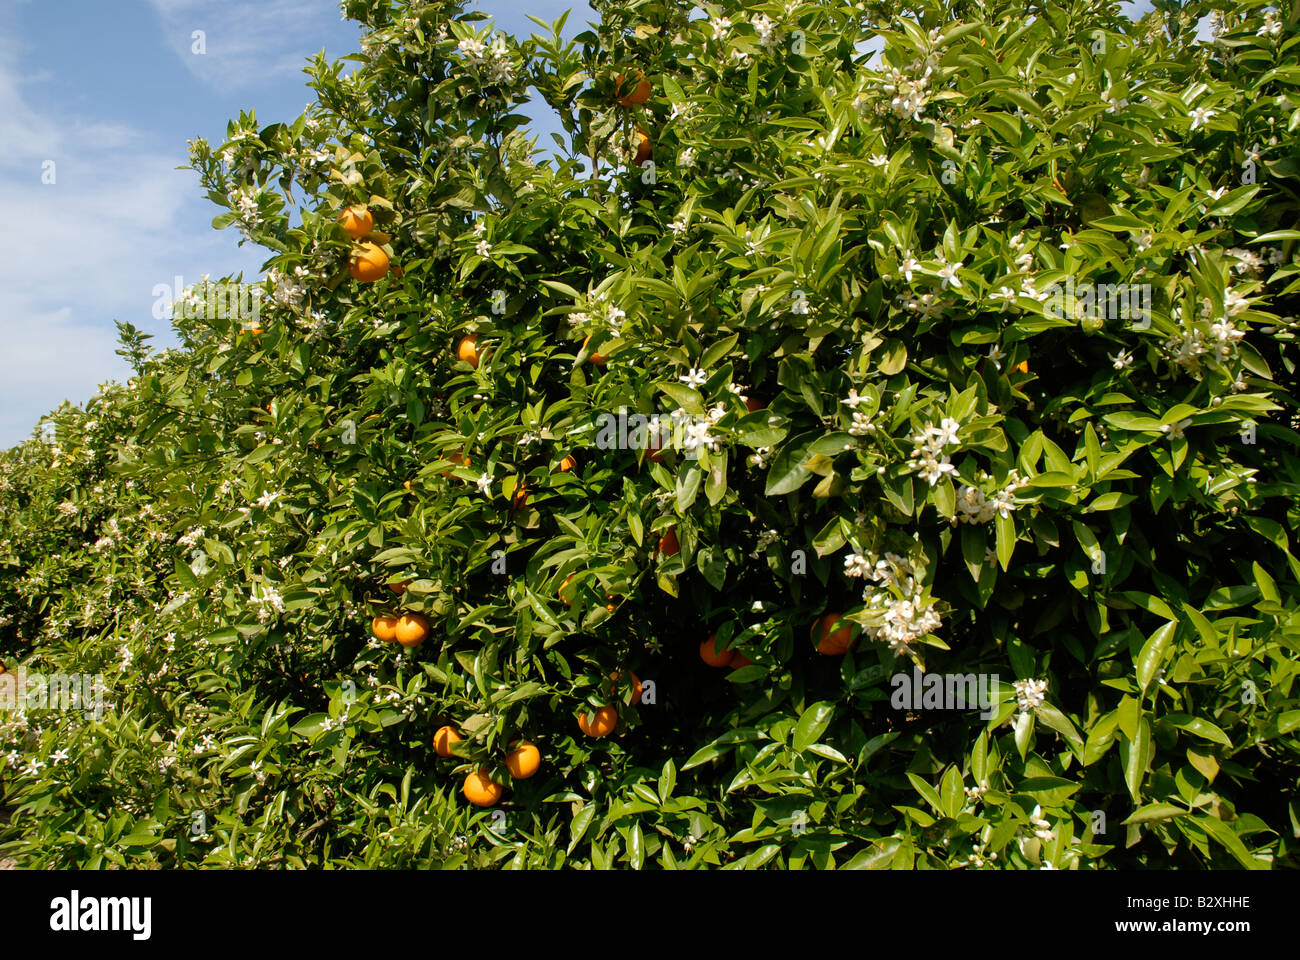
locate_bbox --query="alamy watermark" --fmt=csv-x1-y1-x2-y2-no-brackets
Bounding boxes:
152,276,263,324
594,407,719,461
0,667,106,720
890,668,1000,719
1043,275,1152,329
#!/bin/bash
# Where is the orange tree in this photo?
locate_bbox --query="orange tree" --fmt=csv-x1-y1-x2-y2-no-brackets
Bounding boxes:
2,0,1300,868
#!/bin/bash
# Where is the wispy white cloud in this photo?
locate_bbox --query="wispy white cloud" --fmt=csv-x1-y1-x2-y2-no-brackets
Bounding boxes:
0,44,262,447
149,0,343,93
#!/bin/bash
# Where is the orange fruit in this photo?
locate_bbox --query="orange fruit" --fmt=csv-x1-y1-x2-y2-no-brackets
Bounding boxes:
700,634,734,668
560,575,616,611
504,740,541,780
616,72,651,107
577,705,618,738
394,613,429,648
657,526,680,558
349,242,390,282
582,336,608,366
634,130,652,166
371,615,399,642
433,726,462,757
646,434,665,464
610,670,642,706
388,579,411,594
441,450,469,478
1013,360,1029,374
511,482,529,509
463,768,504,807
730,651,754,670
457,334,482,368
557,454,577,473
745,396,764,413
812,612,856,655
339,205,373,240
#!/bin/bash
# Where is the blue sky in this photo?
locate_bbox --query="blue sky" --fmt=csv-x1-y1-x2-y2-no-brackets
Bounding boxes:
0,1,1168,448
0,0,593,447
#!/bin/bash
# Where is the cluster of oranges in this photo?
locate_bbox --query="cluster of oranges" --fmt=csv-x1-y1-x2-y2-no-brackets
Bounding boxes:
369,578,429,648
615,71,654,167
433,670,640,808
434,726,542,808
697,614,857,671
340,205,392,283
698,633,753,670
576,671,642,739
370,612,428,648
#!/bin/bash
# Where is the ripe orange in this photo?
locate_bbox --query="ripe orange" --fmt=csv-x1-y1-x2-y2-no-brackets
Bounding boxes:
463,768,504,807
441,450,469,478
657,526,680,558
812,612,856,655
433,725,462,757
388,579,411,594
634,130,652,166
349,242,390,282
582,336,608,366
646,434,665,464
700,633,734,668
745,396,764,413
504,740,541,779
616,71,651,107
339,205,373,240
457,334,482,368
511,482,530,509
1013,360,1029,374
394,613,429,648
577,705,618,738
610,670,642,706
730,651,754,670
371,615,399,642
562,576,615,611
557,454,577,473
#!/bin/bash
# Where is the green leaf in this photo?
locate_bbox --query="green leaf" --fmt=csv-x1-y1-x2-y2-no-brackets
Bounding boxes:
657,382,704,414
1121,718,1152,799
939,765,964,819
1136,621,1177,693
792,701,835,752
568,804,595,855
995,512,1015,570
905,773,944,815
878,339,908,375
765,431,819,496
1124,803,1188,824
1036,703,1084,750
1163,714,1233,747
